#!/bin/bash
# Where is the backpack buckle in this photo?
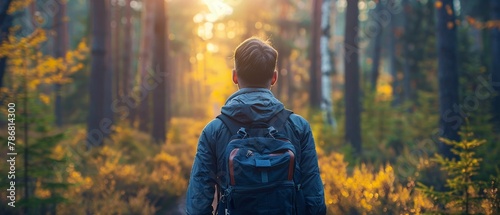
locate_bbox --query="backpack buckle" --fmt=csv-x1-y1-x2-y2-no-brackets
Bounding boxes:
267,126,278,138
237,128,247,138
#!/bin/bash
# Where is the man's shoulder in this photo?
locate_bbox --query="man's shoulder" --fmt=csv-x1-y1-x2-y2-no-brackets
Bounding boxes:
288,112,311,127
203,118,225,133
286,112,312,136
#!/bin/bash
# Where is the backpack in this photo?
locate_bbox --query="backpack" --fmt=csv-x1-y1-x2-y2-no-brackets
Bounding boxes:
216,109,303,215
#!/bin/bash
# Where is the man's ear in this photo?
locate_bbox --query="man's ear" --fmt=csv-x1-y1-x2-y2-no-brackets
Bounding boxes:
271,70,278,86
232,69,238,85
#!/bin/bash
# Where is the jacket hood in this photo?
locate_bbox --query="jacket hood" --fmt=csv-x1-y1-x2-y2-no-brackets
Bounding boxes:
221,88,284,124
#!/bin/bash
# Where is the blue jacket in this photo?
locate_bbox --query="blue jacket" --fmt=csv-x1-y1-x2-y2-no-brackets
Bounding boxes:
186,88,326,215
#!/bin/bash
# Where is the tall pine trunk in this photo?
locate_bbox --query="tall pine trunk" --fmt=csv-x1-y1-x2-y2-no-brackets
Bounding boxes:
370,0,383,91
103,0,114,132
388,0,399,106
136,0,155,132
310,0,322,108
321,0,336,128
122,0,132,120
345,0,362,154
53,0,68,127
152,0,167,143
437,0,459,158
112,0,121,99
276,0,290,101
0,0,13,88
287,58,294,109
492,0,500,130
276,53,284,98
88,0,109,148
402,0,412,103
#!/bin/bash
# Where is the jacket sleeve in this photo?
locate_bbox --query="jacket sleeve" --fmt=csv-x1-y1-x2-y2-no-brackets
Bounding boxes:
295,116,327,215
186,121,219,215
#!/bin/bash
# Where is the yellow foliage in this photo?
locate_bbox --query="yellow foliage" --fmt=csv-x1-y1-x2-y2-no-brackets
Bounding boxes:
54,122,200,214
39,93,50,105
154,152,180,166
126,188,158,215
34,179,51,199
319,152,435,214
50,144,65,160
0,26,88,107
7,0,34,14
376,82,392,102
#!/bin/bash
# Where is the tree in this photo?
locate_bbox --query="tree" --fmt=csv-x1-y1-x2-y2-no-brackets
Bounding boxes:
275,0,291,101
388,0,399,106
103,0,114,125
112,0,121,100
53,0,68,127
320,0,336,128
135,0,155,132
345,0,362,154
310,0,322,108
419,129,496,214
0,0,13,88
401,0,436,101
492,0,500,131
370,0,383,92
437,0,459,158
87,0,111,148
401,0,412,103
122,0,132,118
152,0,168,143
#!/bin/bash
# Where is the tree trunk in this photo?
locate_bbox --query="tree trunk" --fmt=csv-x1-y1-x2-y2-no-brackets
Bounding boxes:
276,50,284,99
321,0,336,128
402,0,412,103
370,0,383,92
112,0,121,99
345,0,362,154
0,0,13,88
310,0,322,108
137,0,155,132
104,0,117,122
437,0,459,158
388,0,399,106
152,0,167,143
276,0,290,101
104,0,114,130
88,0,109,148
166,54,173,122
53,0,68,127
491,0,500,130
122,0,132,121
287,58,294,109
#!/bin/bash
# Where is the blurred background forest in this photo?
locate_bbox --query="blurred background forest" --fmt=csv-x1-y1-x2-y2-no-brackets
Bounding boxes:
0,0,500,214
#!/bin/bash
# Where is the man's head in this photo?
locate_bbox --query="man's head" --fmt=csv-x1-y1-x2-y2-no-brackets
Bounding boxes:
233,37,278,88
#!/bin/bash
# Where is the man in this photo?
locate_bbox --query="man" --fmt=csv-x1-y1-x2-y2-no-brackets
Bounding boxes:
186,37,326,215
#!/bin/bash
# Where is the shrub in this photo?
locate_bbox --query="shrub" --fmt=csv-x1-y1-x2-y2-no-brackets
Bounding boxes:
320,152,434,214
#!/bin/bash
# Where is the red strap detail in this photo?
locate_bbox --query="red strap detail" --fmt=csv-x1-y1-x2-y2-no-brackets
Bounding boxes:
287,150,295,181
269,149,295,181
229,148,239,185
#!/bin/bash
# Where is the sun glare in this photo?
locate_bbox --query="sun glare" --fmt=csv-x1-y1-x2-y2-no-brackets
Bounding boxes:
202,0,233,20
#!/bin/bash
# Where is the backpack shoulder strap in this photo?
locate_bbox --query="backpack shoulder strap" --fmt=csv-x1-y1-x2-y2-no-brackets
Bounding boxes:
272,110,302,187
267,109,293,132
216,113,241,135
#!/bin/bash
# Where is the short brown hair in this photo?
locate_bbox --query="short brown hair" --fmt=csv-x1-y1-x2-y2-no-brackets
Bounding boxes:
234,37,278,87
